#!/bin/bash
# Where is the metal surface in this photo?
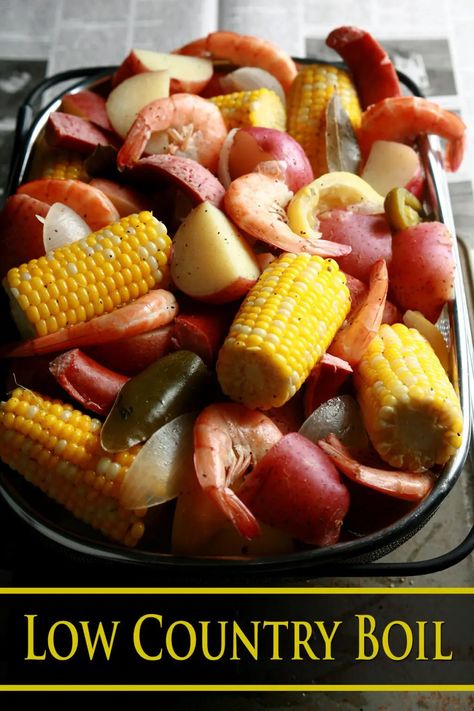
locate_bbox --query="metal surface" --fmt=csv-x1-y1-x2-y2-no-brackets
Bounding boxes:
0,67,473,577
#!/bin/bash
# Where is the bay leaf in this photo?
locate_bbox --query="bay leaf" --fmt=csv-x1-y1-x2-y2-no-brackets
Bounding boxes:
325,92,361,174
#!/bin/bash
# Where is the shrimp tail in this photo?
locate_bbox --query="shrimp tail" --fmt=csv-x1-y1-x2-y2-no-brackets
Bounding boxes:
329,259,387,365
305,237,352,257
446,133,466,172
318,434,434,501
117,114,151,170
209,486,261,540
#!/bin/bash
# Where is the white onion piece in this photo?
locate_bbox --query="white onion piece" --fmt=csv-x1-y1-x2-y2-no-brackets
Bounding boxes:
119,412,196,510
403,309,450,371
40,203,91,252
217,127,239,188
221,67,286,106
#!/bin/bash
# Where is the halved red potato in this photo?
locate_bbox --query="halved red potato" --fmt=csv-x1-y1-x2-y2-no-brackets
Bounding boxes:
171,201,260,303
112,49,213,94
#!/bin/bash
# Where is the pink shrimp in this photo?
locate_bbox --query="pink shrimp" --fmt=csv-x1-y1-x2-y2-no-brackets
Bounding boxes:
117,93,228,173
193,402,283,539
16,179,120,231
318,434,435,501
175,31,297,93
358,96,467,172
329,259,388,365
1,290,178,358
223,172,352,256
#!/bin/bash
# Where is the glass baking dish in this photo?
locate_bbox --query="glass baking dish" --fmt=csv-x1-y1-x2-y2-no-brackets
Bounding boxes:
0,63,472,578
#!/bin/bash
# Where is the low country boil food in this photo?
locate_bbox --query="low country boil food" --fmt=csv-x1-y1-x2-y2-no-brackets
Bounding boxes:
0,26,466,557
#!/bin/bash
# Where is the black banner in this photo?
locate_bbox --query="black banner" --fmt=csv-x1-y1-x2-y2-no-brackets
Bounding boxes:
0,588,473,690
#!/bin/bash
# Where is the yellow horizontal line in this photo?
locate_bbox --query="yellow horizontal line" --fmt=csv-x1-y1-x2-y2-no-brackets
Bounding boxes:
1,685,474,692
1,588,474,595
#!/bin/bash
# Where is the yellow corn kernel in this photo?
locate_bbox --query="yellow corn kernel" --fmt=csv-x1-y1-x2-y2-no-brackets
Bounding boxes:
287,64,362,177
4,212,171,339
354,323,463,471
41,149,88,181
0,388,145,547
217,252,350,409
210,88,286,131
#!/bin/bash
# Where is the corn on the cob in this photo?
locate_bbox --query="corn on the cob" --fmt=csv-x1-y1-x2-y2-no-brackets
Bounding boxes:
3,211,171,339
0,388,144,546
287,64,362,177
354,323,463,471
41,149,87,181
209,88,286,131
217,252,350,409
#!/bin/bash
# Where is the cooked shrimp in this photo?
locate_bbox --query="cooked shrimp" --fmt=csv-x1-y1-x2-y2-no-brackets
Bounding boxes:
358,96,466,172
117,93,227,173
1,290,178,358
318,434,435,501
16,179,120,231
175,31,297,93
193,403,283,539
224,172,352,257
329,259,388,365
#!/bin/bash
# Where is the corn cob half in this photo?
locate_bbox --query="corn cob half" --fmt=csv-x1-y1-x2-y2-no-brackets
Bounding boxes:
3,211,171,339
287,64,362,177
209,88,286,131
217,252,350,409
0,388,145,546
354,323,463,471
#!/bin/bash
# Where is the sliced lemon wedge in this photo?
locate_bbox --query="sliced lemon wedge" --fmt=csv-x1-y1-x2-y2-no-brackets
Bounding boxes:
287,172,385,240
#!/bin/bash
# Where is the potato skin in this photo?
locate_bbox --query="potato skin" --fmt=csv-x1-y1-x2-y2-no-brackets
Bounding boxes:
239,433,350,546
319,210,393,283
389,221,454,323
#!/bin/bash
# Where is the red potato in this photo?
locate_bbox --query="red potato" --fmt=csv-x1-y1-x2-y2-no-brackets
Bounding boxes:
45,112,116,154
86,325,174,376
60,90,113,131
0,194,49,275
389,221,455,323
319,209,392,283
171,304,235,366
226,127,314,192
106,70,170,141
127,154,225,208
172,466,295,556
361,140,425,200
17,179,120,232
49,349,129,416
171,201,260,303
112,49,213,93
303,355,353,418
238,432,350,546
89,178,150,216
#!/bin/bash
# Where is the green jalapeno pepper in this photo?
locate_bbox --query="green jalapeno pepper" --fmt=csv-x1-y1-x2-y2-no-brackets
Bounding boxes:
100,350,210,452
384,187,423,232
